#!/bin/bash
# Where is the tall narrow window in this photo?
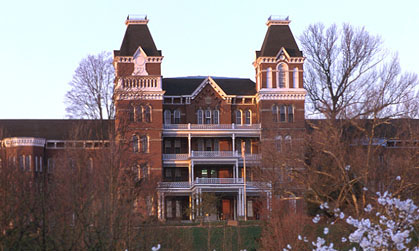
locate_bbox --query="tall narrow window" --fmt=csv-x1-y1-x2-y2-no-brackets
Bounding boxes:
144,106,152,123
272,105,278,122
47,158,54,173
164,110,171,124
293,67,299,88
35,156,38,172
213,110,219,124
141,136,148,153
141,164,149,179
136,105,143,122
276,135,283,152
19,155,24,171
235,110,242,125
25,155,31,171
133,135,139,152
197,109,204,124
266,67,272,88
164,140,171,154
245,139,251,154
174,110,181,124
88,157,93,172
166,200,173,218
279,105,286,122
244,110,251,125
174,139,181,154
197,139,204,151
39,156,43,172
129,106,134,122
214,139,219,151
205,139,212,151
288,105,294,123
205,110,211,124
277,63,288,88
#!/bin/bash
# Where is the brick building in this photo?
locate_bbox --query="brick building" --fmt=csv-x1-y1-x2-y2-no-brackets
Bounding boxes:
0,15,305,221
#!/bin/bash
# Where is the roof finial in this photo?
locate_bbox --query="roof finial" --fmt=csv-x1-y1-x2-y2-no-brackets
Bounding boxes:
266,15,291,26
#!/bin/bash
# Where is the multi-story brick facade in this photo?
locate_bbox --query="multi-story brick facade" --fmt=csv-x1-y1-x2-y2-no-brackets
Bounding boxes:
0,15,307,221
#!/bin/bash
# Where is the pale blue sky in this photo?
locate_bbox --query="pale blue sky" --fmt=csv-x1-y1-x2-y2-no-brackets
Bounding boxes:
1,0,418,119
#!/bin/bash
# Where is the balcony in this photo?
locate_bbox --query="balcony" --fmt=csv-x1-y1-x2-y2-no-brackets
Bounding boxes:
158,178,270,190
116,76,162,91
163,123,261,137
162,152,261,161
195,177,243,184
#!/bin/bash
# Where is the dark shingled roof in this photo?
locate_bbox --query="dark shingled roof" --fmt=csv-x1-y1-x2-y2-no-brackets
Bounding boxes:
162,77,256,96
0,120,113,140
118,24,161,57
258,25,302,57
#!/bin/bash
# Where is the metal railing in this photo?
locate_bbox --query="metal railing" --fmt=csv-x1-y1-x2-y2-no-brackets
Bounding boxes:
163,123,261,130
191,151,239,158
162,154,189,160
195,177,243,184
158,182,190,188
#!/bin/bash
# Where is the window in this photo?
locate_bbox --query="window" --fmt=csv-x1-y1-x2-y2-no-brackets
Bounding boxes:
213,110,219,124
197,109,204,124
276,135,283,152
136,105,143,122
247,200,254,218
39,157,43,172
244,110,252,125
174,110,181,124
164,140,171,154
25,155,31,171
205,110,211,124
245,139,251,154
272,105,278,122
206,139,212,151
47,158,54,173
174,139,181,154
165,168,172,178
140,164,149,179
235,110,242,125
19,155,24,171
284,135,292,150
133,135,139,152
293,67,299,88
141,136,148,153
129,106,134,122
166,200,172,218
144,105,151,123
266,67,272,88
277,63,288,88
279,105,286,122
214,139,219,152
35,156,38,172
197,139,204,151
164,110,171,124
88,158,94,172
288,105,294,123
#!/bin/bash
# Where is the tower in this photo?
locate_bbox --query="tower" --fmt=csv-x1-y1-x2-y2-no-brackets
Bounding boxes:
254,16,306,140
113,15,164,182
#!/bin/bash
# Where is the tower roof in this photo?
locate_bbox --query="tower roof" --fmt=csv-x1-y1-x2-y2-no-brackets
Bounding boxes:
115,16,161,57
257,17,302,58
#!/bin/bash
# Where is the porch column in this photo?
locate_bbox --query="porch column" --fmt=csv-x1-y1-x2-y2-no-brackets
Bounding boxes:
157,192,162,220
235,159,239,179
189,194,193,220
237,189,242,216
188,133,191,156
232,133,235,152
199,189,203,216
191,160,195,183
162,192,165,220
188,162,192,185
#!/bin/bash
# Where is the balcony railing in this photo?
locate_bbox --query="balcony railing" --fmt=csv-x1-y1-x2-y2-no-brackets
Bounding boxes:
163,123,261,130
158,181,190,188
191,151,238,158
162,152,261,160
162,154,189,160
195,177,243,184
117,76,162,90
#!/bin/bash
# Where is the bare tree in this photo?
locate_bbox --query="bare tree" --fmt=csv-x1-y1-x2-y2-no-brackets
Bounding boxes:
300,23,418,120
65,51,115,120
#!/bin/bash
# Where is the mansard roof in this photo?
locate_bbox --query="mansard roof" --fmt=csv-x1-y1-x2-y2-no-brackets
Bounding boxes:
0,120,112,140
162,77,256,96
115,23,161,57
257,25,302,58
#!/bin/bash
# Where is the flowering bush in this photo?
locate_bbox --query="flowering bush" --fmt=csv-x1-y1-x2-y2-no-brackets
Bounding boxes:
284,191,419,251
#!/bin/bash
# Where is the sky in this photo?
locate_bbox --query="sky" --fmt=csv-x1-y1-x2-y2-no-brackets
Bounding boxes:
1,0,418,119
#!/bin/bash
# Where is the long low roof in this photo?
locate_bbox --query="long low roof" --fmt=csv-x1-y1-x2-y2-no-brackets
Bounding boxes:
0,120,112,140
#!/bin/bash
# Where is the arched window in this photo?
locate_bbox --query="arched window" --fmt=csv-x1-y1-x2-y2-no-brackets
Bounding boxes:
284,135,292,150
136,105,143,122
266,67,272,88
164,110,171,124
288,105,294,123
133,135,139,152
293,67,299,88
279,105,286,122
235,110,242,125
141,135,149,153
144,105,152,123
213,109,219,124
272,105,278,122
277,63,288,88
197,109,204,124
205,110,211,124
244,110,252,125
174,110,181,124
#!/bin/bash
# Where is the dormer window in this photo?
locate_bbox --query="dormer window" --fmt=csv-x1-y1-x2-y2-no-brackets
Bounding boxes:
164,110,171,124
213,110,219,124
174,110,181,124
205,110,212,124
197,109,204,124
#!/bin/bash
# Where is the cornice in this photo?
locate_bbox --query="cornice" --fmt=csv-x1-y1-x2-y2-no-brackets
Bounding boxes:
256,89,306,101
115,91,166,100
2,137,46,148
